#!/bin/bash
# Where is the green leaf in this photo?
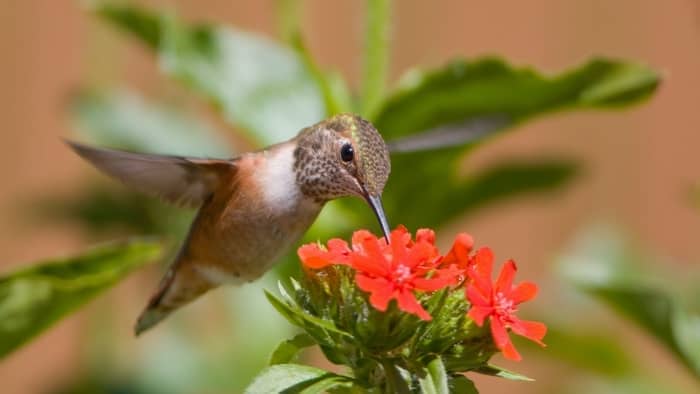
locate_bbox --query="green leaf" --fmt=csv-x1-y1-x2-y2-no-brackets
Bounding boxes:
371,157,578,231
36,184,192,236
361,0,391,118
418,357,449,394
543,325,636,377
585,286,699,378
448,375,479,394
264,289,353,340
369,57,657,230
97,3,324,146
269,333,317,365
244,364,350,394
376,58,659,139
290,34,353,116
70,89,231,157
296,375,353,394
475,364,534,381
271,0,352,116
0,240,162,358
561,227,700,378
274,0,302,45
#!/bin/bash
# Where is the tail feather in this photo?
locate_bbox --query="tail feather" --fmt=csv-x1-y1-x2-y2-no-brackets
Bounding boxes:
134,265,212,336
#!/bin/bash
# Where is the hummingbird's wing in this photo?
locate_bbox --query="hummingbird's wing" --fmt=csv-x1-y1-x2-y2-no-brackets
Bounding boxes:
66,141,236,208
386,116,510,153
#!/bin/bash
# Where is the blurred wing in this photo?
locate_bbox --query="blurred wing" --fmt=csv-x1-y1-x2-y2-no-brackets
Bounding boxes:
386,116,510,153
67,141,236,208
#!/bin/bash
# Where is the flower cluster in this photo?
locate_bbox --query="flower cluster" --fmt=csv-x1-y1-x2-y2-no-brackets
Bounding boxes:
298,226,546,361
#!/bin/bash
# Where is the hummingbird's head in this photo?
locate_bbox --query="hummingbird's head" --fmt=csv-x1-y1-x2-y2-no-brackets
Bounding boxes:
294,114,391,238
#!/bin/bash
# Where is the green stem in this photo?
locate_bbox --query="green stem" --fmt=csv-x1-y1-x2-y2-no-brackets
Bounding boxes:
360,0,391,120
380,360,411,394
274,0,301,45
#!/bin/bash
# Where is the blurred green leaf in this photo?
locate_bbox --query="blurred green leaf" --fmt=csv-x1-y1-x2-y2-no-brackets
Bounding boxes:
272,0,352,116
585,286,700,378
369,58,658,230
0,240,162,358
295,375,354,393
376,58,659,139
269,333,316,365
290,34,353,116
265,287,353,341
475,364,533,381
689,184,700,212
37,184,192,236
274,0,302,45
97,3,324,146
561,227,700,378
52,89,216,237
244,364,349,394
360,157,578,232
543,325,636,377
71,90,231,157
361,0,391,118
448,376,479,394
418,357,449,394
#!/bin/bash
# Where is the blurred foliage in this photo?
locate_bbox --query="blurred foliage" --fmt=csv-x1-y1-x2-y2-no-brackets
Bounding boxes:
560,227,700,379
6,0,681,393
542,325,636,377
374,58,657,230
360,0,391,118
39,183,192,236
0,240,162,358
97,2,325,146
690,184,700,212
71,90,231,157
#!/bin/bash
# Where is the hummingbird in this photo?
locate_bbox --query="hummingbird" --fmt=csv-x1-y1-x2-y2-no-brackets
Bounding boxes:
67,114,391,335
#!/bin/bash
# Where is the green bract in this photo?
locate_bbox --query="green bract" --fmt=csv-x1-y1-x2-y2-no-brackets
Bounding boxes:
255,265,524,393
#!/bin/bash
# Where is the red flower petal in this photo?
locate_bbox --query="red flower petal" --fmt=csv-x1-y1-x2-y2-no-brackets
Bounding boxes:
489,316,510,349
356,274,394,311
390,228,409,267
405,241,438,268
443,233,474,266
297,243,332,269
495,259,517,294
490,317,522,361
351,230,376,253
416,228,436,245
466,283,491,308
351,253,389,277
392,225,412,246
510,318,547,346
468,248,494,295
396,289,432,320
510,281,538,304
326,238,351,263
467,304,492,326
500,337,522,361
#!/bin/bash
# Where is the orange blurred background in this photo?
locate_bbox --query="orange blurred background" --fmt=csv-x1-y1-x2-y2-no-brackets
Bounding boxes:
1,1,699,393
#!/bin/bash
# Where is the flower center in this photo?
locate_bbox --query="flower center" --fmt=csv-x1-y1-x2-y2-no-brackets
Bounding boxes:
494,292,516,316
394,264,412,282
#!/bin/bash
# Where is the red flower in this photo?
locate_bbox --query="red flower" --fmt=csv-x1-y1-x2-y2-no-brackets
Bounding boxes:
442,233,474,269
298,226,460,320
466,248,547,361
439,232,475,284
298,238,352,268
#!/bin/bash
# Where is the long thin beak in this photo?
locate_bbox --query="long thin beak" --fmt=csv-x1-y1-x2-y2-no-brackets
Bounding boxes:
363,191,391,241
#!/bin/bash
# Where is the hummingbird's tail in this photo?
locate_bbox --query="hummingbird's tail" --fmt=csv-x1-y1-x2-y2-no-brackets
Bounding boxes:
134,263,213,336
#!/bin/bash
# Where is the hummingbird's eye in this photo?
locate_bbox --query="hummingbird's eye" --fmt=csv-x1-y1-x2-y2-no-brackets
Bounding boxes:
340,143,354,162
